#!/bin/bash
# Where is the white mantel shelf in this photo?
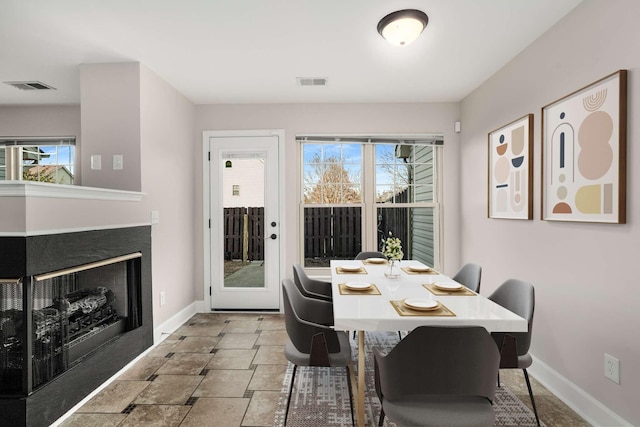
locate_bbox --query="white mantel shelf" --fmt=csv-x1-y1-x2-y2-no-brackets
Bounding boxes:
0,181,145,201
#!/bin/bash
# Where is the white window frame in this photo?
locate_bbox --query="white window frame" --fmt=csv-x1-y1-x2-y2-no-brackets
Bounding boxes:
298,135,444,277
0,136,76,184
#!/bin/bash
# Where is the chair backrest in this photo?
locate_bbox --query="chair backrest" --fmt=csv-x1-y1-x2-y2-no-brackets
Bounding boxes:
488,279,535,356
374,326,499,402
452,263,482,293
292,264,332,300
282,278,340,355
354,251,385,260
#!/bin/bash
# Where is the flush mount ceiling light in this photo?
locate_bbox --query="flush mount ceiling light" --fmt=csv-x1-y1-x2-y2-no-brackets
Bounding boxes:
377,9,429,46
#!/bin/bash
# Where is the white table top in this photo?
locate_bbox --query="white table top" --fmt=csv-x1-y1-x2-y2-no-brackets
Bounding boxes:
330,259,528,333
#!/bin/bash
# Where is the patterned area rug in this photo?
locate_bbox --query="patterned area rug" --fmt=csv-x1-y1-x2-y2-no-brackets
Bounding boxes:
273,331,543,426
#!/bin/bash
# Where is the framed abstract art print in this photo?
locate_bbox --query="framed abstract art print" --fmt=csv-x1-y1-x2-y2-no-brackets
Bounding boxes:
488,114,533,220
541,70,627,223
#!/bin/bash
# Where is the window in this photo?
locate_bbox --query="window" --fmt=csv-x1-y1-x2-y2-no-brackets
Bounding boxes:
299,135,443,269
0,137,76,184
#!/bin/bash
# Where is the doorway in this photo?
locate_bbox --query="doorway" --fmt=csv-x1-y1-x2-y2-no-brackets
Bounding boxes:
204,130,283,310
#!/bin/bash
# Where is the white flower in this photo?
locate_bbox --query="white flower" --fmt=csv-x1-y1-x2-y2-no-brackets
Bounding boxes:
382,231,403,260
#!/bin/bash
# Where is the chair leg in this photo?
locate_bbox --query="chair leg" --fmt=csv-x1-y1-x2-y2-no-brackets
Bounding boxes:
397,331,402,340
378,407,385,427
523,368,541,426
345,366,355,427
497,370,501,387
284,364,297,426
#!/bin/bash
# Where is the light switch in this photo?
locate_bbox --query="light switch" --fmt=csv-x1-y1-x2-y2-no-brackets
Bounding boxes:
113,154,124,170
90,155,102,170
151,210,160,224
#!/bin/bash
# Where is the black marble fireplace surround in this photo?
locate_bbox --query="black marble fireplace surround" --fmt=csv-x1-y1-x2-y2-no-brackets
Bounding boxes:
0,226,153,427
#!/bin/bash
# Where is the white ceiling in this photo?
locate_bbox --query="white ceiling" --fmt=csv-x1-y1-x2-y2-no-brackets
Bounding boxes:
0,0,582,106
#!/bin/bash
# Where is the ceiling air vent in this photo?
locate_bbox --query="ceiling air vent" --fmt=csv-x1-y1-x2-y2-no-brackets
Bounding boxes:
296,77,328,87
4,81,57,91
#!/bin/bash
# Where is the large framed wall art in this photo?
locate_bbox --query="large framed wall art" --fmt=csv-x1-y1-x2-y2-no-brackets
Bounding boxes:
541,70,627,223
488,114,533,220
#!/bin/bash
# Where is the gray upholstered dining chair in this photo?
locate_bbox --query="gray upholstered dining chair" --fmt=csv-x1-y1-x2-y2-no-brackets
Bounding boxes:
354,251,385,260
292,263,332,302
282,278,354,426
374,325,500,427
452,263,482,293
488,278,540,426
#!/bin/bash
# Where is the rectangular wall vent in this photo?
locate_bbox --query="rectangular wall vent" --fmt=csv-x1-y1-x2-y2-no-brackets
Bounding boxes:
296,77,328,87
4,81,57,90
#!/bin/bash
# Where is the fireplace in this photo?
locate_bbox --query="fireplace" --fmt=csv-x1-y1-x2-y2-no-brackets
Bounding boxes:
0,226,152,427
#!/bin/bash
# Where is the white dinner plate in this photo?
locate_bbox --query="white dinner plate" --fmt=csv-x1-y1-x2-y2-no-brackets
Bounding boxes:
366,257,386,264
434,282,463,291
409,265,431,272
402,298,439,311
345,282,372,291
340,264,362,272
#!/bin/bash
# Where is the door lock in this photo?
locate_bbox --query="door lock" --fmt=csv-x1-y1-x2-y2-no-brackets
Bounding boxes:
271,221,277,227
265,233,277,240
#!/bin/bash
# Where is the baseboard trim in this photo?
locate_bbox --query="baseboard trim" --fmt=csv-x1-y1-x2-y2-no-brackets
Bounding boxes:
153,301,199,343
529,354,632,426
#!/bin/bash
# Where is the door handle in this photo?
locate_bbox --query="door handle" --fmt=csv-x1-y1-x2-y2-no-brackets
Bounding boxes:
265,233,277,240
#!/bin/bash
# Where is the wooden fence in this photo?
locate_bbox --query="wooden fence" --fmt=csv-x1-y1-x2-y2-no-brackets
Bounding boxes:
224,207,264,261
224,205,409,261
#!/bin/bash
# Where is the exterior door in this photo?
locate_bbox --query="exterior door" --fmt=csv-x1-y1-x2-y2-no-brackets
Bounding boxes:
206,131,282,310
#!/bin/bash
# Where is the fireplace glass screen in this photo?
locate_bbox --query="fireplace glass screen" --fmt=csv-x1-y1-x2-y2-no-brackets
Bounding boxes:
0,253,142,394
0,279,23,394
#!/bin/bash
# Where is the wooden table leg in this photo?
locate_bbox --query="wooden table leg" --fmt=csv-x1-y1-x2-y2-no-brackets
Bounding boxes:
357,330,365,427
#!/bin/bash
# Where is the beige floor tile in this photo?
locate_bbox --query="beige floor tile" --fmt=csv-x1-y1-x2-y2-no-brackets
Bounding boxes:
223,319,261,333
255,329,288,346
248,364,287,391
119,404,190,427
173,323,226,337
155,353,213,375
220,313,263,321
59,314,589,427
59,413,127,427
171,336,220,353
242,390,281,427
188,313,230,324
216,333,259,349
193,369,254,397
258,316,285,330
252,345,287,365
133,375,202,405
181,397,250,427
146,340,179,358
77,380,149,413
117,356,167,380
206,348,257,369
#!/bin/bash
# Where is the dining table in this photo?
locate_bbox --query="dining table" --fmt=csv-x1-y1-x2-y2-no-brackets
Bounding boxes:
330,258,528,427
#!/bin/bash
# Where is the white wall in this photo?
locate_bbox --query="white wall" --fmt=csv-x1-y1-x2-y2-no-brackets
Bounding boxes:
140,65,197,327
80,63,142,191
195,102,461,300
460,0,639,424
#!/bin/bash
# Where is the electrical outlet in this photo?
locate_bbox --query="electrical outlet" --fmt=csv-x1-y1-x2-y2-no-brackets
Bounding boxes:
604,353,620,384
160,291,166,307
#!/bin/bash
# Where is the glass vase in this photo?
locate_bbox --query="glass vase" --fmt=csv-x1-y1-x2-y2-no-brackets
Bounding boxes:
384,259,400,278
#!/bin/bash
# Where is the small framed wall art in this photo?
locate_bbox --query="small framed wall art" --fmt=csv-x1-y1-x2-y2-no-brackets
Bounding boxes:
488,114,534,220
541,70,627,223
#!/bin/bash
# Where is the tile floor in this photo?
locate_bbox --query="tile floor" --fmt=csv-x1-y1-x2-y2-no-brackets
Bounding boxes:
59,313,590,427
